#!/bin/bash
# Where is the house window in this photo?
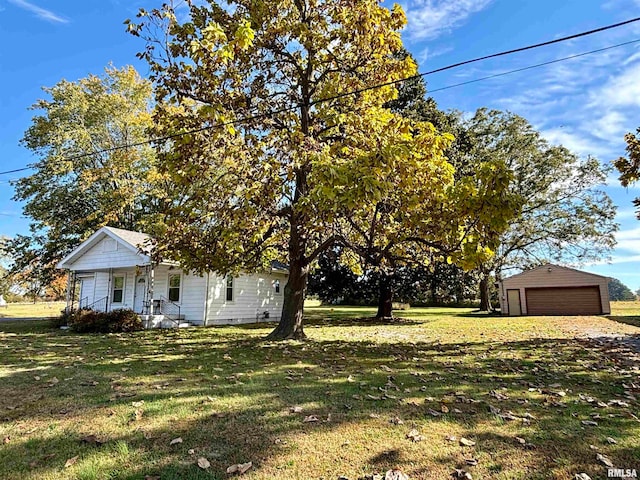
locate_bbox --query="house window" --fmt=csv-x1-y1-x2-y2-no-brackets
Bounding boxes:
112,276,125,303
168,274,181,302
226,276,234,302
274,280,280,294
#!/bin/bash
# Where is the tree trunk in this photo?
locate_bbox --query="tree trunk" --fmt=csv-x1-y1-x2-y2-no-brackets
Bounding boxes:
267,212,308,340
376,273,393,319
267,263,308,340
479,273,491,312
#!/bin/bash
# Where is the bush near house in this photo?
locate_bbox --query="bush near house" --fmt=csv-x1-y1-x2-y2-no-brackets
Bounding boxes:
65,308,143,333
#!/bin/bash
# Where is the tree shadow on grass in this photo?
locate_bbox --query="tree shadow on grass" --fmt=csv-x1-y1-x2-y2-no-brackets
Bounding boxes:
0,327,639,479
605,315,640,329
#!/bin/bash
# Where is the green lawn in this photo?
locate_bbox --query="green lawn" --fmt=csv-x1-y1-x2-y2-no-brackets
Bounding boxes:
0,305,639,480
0,301,66,319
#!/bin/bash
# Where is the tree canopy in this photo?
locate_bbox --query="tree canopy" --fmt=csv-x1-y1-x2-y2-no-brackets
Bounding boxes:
8,65,158,289
608,278,635,301
615,127,640,215
128,0,502,338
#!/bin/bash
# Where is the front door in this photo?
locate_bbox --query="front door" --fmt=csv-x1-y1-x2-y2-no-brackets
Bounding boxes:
507,289,522,316
134,276,147,313
79,277,95,308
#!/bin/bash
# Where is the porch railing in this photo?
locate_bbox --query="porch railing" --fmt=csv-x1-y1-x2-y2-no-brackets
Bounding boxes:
159,296,181,327
86,296,109,313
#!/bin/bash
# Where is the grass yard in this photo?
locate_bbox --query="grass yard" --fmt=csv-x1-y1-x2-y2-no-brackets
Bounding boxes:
0,301,66,319
0,306,639,480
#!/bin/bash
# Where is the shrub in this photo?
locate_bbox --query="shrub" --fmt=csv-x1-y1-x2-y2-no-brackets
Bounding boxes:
69,309,108,333
106,309,143,333
65,308,143,333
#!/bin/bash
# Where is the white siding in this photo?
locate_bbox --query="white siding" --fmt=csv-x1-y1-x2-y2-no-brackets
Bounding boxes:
70,237,147,271
205,272,287,325
499,265,610,315
86,269,136,311
152,266,207,324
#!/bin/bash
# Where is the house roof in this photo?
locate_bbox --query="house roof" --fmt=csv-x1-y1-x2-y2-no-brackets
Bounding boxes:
58,226,290,274
270,260,289,273
57,226,152,269
102,226,152,252
502,263,609,282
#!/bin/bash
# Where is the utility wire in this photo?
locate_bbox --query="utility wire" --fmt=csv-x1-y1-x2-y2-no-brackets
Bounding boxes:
428,38,640,94
1,15,639,177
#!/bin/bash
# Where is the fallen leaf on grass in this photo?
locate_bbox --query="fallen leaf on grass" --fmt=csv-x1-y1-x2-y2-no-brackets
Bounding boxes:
451,469,473,479
132,401,145,407
227,462,252,475
465,458,478,466
64,456,78,468
575,474,592,480
406,429,424,442
80,435,104,446
303,415,319,423
581,420,598,426
459,437,476,447
128,409,143,424
385,469,409,480
606,437,617,444
596,453,614,468
289,406,303,413
144,476,160,480
197,457,210,469
3,436,9,444
169,437,183,445
389,416,404,425
514,437,526,445
445,435,457,442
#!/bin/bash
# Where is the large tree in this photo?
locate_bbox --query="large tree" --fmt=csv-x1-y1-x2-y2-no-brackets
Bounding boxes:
128,0,476,339
9,65,158,289
608,278,635,301
465,109,617,310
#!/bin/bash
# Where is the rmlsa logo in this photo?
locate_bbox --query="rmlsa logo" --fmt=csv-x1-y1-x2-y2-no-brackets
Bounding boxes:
609,469,638,478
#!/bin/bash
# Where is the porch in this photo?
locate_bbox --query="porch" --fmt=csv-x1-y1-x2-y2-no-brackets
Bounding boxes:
64,264,197,329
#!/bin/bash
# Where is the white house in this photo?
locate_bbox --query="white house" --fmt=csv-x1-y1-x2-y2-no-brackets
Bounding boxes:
57,226,288,328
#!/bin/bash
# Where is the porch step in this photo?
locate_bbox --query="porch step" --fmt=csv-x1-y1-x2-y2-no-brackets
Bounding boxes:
139,314,191,329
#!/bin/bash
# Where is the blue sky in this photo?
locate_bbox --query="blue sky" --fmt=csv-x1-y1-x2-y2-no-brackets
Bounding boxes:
1,0,640,288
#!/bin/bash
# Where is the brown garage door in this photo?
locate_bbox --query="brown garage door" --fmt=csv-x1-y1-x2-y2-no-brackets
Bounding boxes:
525,286,602,315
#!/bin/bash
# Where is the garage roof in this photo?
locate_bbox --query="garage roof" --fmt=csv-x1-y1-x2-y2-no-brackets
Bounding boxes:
503,263,609,282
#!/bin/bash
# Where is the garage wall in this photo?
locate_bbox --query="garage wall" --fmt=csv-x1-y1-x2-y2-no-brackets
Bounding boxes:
499,264,610,315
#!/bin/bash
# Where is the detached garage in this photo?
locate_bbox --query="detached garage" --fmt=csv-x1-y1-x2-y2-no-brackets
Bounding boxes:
499,264,610,316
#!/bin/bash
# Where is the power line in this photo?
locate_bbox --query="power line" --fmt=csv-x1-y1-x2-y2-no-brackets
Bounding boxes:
0,167,32,176
1,15,639,177
428,38,640,94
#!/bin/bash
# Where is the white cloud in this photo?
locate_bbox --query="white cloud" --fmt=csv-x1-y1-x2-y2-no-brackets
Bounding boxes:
615,207,639,220
403,0,493,40
8,0,68,23
540,127,611,159
590,61,640,109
